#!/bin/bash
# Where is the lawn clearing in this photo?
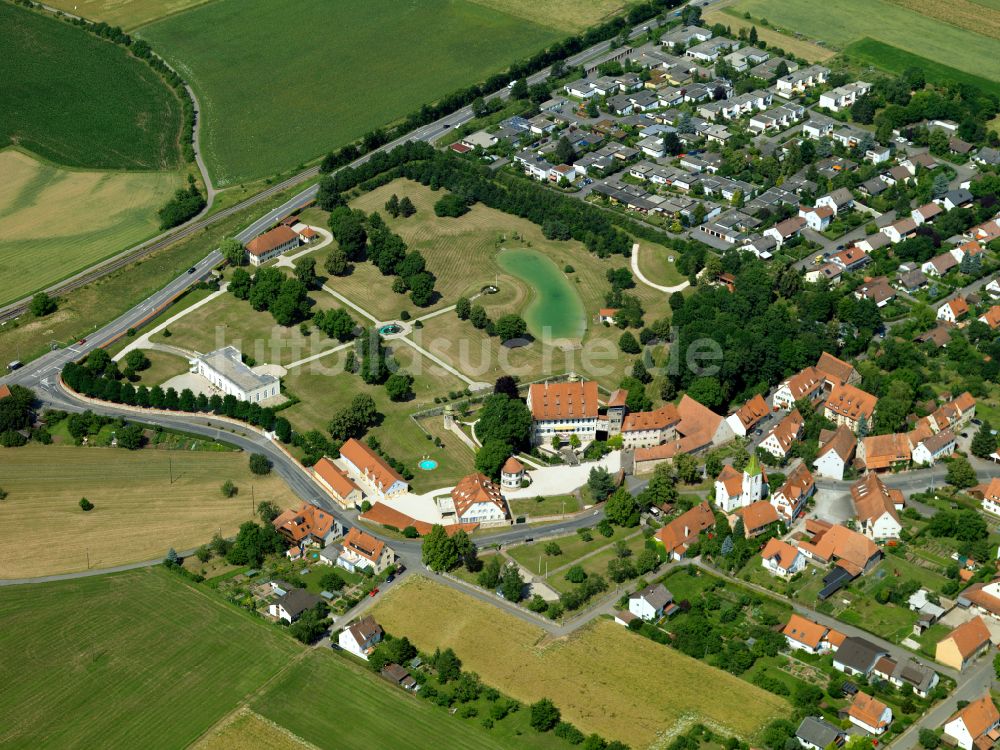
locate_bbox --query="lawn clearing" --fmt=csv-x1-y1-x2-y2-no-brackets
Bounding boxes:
373,576,788,747
138,0,560,185
0,445,298,578
0,149,184,305
508,494,582,518
194,709,312,750
507,524,638,576
729,0,1000,81
1,3,184,169
465,0,627,32
129,348,191,386
0,568,301,748
636,241,687,288
250,649,568,750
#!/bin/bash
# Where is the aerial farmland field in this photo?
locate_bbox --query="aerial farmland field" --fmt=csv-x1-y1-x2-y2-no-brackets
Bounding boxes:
0,150,183,306
373,576,789,748
727,0,1000,82
137,0,562,185
0,2,184,169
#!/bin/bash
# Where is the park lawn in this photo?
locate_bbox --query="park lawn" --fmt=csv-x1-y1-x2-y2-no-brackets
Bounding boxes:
251,649,569,750
194,709,312,750
545,532,650,594
843,39,1000,99
0,568,302,748
373,576,789,747
0,177,316,370
139,0,559,185
130,348,191,386
729,0,1000,81
508,494,581,518
280,361,472,493
0,445,298,578
1,3,184,169
508,525,639,576
635,240,687,288
0,149,184,305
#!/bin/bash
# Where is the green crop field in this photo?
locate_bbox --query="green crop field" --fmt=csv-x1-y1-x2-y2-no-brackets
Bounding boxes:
249,650,568,750
0,568,301,748
730,0,1000,82
844,39,1000,99
1,2,184,169
0,149,183,306
138,0,560,185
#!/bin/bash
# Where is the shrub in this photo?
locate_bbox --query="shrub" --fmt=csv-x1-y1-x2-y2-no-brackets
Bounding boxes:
79,497,94,512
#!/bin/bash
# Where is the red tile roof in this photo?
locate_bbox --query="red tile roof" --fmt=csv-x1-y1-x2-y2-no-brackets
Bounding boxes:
246,225,298,257
656,501,714,557
940,616,991,660
451,472,509,520
340,438,405,492
272,502,337,544
528,380,599,420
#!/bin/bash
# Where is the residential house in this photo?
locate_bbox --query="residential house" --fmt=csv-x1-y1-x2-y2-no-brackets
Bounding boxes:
824,383,878,433
735,500,780,538
936,616,992,671
819,81,872,111
882,218,918,244
981,477,1000,516
761,537,806,578
381,663,419,691
834,636,889,677
830,246,870,273
312,457,364,509
848,692,892,735
770,463,815,523
621,404,681,449
857,232,892,253
655,501,716,560
714,455,765,512
776,65,830,95
726,393,769,437
660,25,713,52
980,306,1000,330
763,216,806,247
759,409,804,459
629,583,676,621
961,580,1000,621
944,189,974,211
445,473,512,528
670,394,735,453
191,346,279,403
528,379,600,445
337,527,395,574
799,205,834,231
338,615,384,660
795,717,844,750
911,429,957,466
938,297,970,325
855,276,896,308
268,588,321,623
340,438,409,500
943,695,1000,750
850,473,904,540
272,502,343,547
816,188,855,215
923,251,960,277
928,392,976,433
798,521,881,581
773,366,825,410
858,433,911,472
814,425,857,480
897,267,928,292
912,203,943,226
783,614,844,654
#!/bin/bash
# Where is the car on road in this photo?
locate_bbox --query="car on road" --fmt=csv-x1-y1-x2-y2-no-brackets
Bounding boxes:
187,267,197,274
754,428,763,436
76,338,86,345
815,255,824,263
972,418,982,426
368,587,379,597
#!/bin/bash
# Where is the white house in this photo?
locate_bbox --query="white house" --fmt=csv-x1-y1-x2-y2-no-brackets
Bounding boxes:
500,456,525,489
191,346,279,403
943,695,1000,750
981,477,1000,516
268,588,321,623
819,81,871,112
813,425,856,481
714,455,765,512
337,527,396,575
528,379,599,446
938,297,970,324
628,583,675,621
246,225,300,266
339,438,408,500
338,615,383,660
760,538,806,578
911,430,957,466
442,472,512,528
848,692,892,735
799,205,834,231
759,409,804,459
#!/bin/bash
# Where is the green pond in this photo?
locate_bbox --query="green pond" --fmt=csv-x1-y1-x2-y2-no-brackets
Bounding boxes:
496,248,586,341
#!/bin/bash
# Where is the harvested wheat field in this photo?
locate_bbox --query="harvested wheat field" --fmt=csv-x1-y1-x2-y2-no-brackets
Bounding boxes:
373,576,788,749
